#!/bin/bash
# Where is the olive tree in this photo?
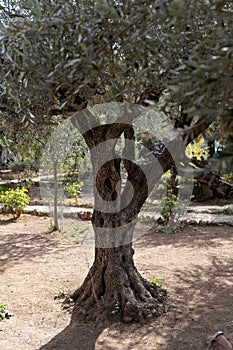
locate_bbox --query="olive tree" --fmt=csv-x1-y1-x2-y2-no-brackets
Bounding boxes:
1,0,233,321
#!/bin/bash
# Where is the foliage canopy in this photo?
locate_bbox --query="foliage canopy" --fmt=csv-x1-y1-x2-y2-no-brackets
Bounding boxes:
0,0,233,166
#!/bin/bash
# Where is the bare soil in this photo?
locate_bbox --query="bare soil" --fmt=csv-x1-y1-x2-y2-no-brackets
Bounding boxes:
0,212,232,350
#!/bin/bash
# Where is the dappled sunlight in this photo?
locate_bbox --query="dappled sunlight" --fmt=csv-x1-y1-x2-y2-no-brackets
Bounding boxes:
37,224,233,350
0,215,65,272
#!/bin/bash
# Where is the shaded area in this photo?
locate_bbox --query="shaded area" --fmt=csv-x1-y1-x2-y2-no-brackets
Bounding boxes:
0,216,67,273
135,224,233,250
39,227,233,350
162,256,233,350
39,319,106,350
1,213,232,349
94,257,233,349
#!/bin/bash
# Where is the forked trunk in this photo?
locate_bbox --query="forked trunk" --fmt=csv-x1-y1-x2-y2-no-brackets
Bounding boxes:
69,107,169,322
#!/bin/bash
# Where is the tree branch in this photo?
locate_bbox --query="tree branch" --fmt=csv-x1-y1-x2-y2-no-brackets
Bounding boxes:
181,116,213,145
71,109,100,134
115,102,145,125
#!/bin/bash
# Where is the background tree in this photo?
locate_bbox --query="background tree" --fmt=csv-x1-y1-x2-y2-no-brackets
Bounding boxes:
0,0,233,322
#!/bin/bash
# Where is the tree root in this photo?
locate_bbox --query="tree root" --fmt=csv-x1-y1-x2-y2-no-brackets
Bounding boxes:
68,260,169,323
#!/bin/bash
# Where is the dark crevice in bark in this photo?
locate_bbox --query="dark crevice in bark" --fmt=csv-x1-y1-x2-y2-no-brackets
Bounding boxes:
104,178,113,190
98,266,107,300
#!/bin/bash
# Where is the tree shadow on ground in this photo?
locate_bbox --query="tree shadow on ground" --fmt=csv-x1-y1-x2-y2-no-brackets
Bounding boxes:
95,256,233,350
39,318,107,350
0,218,68,273
134,224,233,250
39,255,233,350
160,255,233,350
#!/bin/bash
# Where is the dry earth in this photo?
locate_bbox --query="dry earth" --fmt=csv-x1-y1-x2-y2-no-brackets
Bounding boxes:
0,212,233,350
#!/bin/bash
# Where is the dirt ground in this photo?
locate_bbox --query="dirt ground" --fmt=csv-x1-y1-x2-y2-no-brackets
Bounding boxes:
0,211,233,350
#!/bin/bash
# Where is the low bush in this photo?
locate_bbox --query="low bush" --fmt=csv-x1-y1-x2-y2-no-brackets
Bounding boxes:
65,181,83,203
0,304,12,320
0,187,30,219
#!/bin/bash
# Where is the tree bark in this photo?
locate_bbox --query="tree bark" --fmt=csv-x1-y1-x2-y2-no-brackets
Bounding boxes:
69,109,168,322
70,228,167,322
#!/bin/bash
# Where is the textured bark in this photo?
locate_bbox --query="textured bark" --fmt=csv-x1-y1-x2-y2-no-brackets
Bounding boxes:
69,110,168,322
70,235,167,322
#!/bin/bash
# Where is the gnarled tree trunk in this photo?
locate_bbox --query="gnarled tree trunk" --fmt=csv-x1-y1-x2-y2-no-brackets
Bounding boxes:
69,107,169,322
70,228,167,322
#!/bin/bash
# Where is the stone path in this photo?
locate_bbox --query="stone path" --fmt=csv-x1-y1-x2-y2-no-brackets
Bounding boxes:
20,202,233,225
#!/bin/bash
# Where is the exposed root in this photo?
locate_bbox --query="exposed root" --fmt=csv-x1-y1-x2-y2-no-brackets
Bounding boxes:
69,259,168,323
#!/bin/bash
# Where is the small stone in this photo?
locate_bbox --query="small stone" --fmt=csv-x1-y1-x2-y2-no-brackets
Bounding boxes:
123,316,133,323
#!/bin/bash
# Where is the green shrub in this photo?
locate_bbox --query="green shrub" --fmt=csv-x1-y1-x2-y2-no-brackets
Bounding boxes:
150,278,165,288
0,187,30,219
65,182,83,203
222,172,233,184
0,304,12,320
159,189,178,226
